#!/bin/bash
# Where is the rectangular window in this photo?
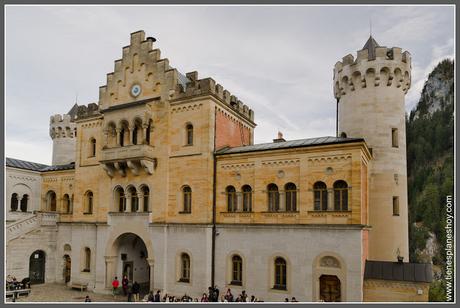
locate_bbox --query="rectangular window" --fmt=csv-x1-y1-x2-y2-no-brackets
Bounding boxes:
392,128,399,148
393,196,399,216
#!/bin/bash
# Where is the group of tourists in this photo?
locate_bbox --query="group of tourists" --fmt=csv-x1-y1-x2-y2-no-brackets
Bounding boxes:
5,275,30,291
111,276,141,302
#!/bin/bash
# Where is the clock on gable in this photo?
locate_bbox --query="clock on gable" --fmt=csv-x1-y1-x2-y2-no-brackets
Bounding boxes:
130,84,142,97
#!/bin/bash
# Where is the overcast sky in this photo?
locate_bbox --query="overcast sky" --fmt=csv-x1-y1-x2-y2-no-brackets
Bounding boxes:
5,5,455,165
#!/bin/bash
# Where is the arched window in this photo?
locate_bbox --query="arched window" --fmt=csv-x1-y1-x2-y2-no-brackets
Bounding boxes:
186,124,193,146
127,186,138,212
88,138,96,157
182,186,192,213
267,184,279,212
274,257,287,290
180,253,190,282
226,186,237,212
285,183,297,212
141,186,150,212
313,182,328,211
115,187,125,212
63,194,70,214
47,191,57,212
83,247,91,272
132,126,138,145
10,193,18,211
242,185,252,212
119,128,125,147
146,122,151,144
231,255,243,285
20,194,29,212
84,191,93,214
119,121,129,147
333,180,348,211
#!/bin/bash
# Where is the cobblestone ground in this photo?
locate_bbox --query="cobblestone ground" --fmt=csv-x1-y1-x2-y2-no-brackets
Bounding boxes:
10,283,139,303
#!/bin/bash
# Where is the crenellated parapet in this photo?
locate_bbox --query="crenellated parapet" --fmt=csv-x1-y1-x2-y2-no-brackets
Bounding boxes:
49,114,76,139
333,44,412,99
171,71,255,122
74,103,101,120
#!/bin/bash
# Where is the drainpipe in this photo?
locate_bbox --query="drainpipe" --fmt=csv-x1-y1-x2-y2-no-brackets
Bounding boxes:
211,107,218,288
336,98,339,137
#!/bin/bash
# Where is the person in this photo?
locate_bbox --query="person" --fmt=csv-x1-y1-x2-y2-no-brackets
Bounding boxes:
213,285,220,302
154,290,161,302
147,290,155,302
250,295,256,302
225,288,234,302
122,276,129,296
241,290,247,302
111,277,119,296
285,298,290,302
291,297,298,302
132,281,140,302
84,295,92,302
201,293,209,302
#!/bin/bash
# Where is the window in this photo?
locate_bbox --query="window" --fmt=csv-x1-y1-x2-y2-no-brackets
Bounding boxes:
10,193,18,212
141,186,150,212
63,194,70,213
132,126,138,145
47,191,57,212
393,196,399,216
84,191,93,214
20,194,29,212
231,255,243,285
285,183,297,212
274,257,287,290
127,187,138,212
392,128,399,148
226,186,237,212
333,180,348,211
186,124,193,146
120,128,125,147
267,184,280,212
146,123,151,144
183,186,192,213
180,253,190,282
88,138,96,157
83,247,91,272
242,185,252,212
313,182,328,211
115,187,125,212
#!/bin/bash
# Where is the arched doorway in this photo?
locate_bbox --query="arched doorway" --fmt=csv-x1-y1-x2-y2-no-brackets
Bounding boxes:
320,275,341,302
63,255,71,283
106,233,153,296
29,250,46,284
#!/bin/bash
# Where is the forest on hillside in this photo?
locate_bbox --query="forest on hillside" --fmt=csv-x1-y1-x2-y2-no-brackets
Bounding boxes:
406,59,454,301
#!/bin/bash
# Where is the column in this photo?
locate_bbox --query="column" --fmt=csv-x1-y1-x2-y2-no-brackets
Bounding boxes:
103,129,109,148
146,258,154,291
105,256,118,289
236,193,242,212
142,124,148,145
128,126,134,145
279,192,286,211
137,193,144,212
327,189,333,211
126,193,132,212
116,128,121,146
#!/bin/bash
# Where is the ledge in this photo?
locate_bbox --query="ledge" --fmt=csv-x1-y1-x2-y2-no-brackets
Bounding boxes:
108,211,150,216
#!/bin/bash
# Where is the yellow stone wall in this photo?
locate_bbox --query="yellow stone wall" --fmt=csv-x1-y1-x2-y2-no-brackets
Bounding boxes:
363,279,430,302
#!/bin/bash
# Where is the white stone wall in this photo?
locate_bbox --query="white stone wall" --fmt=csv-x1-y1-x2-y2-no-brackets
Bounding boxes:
6,167,42,221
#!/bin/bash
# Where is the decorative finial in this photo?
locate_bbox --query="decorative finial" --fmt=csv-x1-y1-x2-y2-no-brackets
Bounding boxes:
369,17,372,37
75,92,78,104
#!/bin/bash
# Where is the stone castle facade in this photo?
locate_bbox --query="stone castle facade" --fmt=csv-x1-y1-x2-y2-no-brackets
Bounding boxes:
6,31,431,302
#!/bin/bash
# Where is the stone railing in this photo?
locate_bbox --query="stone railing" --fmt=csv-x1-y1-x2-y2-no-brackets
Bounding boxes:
100,144,155,162
6,212,58,242
100,144,157,177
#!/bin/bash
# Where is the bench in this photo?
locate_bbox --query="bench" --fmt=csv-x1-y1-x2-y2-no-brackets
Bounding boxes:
6,289,31,300
71,283,88,291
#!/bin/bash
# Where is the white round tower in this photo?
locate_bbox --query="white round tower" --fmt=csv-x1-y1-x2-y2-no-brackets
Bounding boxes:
333,36,411,262
49,112,77,165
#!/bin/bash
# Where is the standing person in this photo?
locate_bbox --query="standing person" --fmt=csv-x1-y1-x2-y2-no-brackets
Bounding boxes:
201,293,209,302
154,290,161,302
225,289,234,302
111,276,119,297
241,290,247,302
132,281,140,302
147,291,154,302
213,285,220,302
84,295,91,302
121,275,129,296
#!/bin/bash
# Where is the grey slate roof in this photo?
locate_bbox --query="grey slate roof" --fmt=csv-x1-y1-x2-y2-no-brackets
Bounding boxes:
362,35,381,60
6,157,75,172
6,157,49,172
177,71,190,89
215,136,364,155
364,260,432,283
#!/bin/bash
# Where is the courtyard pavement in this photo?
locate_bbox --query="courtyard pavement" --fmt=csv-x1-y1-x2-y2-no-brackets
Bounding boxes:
10,283,136,303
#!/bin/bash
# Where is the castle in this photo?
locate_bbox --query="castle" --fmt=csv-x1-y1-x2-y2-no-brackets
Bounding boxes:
6,31,432,302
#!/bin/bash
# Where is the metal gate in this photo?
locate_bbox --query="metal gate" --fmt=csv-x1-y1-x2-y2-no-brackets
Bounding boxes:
29,250,46,284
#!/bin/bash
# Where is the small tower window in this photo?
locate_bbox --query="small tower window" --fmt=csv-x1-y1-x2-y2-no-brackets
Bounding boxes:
180,253,190,282
84,191,93,214
182,186,192,213
393,196,400,216
186,124,193,146
392,128,399,148
88,138,96,157
226,186,237,212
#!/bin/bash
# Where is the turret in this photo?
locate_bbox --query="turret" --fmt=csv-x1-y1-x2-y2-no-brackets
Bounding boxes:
49,105,78,165
333,36,411,262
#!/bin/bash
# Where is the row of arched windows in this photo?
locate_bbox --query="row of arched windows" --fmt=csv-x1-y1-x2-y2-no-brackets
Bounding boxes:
224,181,349,212
45,191,74,214
105,119,152,148
10,193,29,212
114,186,150,212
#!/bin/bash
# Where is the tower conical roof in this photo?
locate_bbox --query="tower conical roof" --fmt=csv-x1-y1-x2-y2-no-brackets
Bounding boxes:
362,35,380,60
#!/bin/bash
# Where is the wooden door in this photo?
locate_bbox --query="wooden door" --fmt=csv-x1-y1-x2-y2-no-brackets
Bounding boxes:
320,275,341,302
64,255,71,283
29,250,46,284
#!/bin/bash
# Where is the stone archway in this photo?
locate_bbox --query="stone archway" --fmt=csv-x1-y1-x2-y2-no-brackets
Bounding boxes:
105,231,154,294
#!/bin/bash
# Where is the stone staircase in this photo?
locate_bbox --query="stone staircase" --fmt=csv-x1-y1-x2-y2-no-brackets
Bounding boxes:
6,212,58,242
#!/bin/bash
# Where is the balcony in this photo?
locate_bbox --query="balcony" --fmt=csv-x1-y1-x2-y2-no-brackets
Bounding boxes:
99,144,157,177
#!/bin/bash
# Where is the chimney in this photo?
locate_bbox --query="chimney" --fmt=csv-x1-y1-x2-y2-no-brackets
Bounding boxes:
273,131,286,143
